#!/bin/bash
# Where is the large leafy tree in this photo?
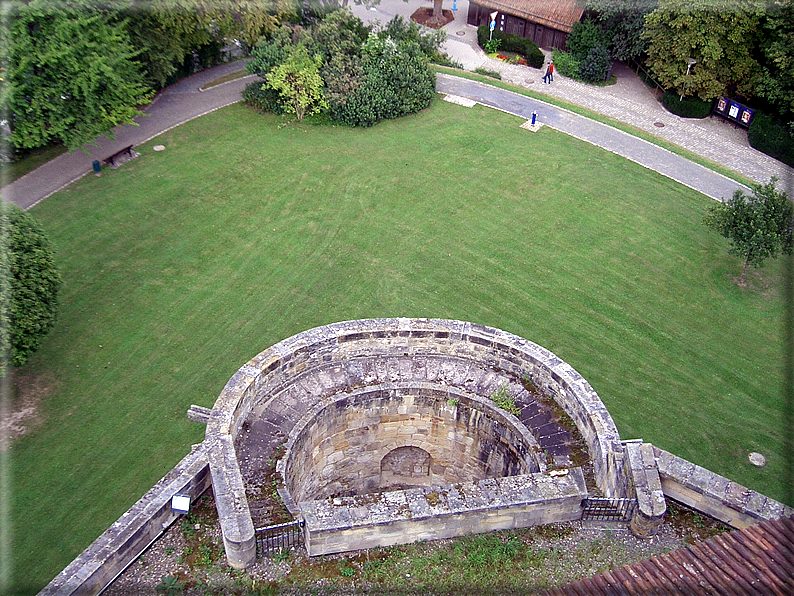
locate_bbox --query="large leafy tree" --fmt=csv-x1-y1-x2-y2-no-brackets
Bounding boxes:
0,203,62,375
754,0,794,130
642,0,764,100
7,0,153,150
704,178,794,286
586,0,657,61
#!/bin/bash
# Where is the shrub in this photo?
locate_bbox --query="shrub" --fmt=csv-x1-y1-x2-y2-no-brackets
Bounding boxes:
551,49,580,79
661,92,712,119
332,39,435,127
578,44,611,83
748,112,794,167
0,203,62,374
477,26,544,68
242,81,285,114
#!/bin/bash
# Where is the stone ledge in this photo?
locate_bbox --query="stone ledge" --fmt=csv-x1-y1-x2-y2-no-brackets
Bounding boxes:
652,446,793,529
38,444,211,596
300,469,587,555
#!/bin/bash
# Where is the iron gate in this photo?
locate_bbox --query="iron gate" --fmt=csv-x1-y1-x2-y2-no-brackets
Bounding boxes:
255,520,305,556
582,498,637,522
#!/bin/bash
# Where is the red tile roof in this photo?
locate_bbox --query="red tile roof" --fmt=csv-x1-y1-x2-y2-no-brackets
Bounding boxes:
541,516,794,595
471,0,585,32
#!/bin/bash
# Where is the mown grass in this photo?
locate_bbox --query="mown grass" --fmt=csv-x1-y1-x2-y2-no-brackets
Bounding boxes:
12,98,789,593
434,66,756,187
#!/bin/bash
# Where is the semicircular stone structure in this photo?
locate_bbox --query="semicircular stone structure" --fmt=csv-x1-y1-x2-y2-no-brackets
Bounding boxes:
205,319,646,568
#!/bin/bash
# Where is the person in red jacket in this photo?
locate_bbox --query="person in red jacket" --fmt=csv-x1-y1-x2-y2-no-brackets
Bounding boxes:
543,62,554,84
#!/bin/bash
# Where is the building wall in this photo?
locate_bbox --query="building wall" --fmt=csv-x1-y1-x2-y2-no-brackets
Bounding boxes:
467,3,571,50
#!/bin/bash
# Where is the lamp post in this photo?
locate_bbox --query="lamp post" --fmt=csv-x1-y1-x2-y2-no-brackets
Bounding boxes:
369,6,376,25
680,58,696,101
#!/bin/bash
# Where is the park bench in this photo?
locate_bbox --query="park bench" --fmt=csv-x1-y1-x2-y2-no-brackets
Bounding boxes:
103,144,135,168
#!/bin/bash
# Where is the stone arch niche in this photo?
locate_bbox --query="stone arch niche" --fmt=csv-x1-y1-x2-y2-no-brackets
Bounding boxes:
381,446,431,489
205,318,637,569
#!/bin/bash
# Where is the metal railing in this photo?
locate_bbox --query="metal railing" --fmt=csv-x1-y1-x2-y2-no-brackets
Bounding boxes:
255,519,305,557
582,497,637,522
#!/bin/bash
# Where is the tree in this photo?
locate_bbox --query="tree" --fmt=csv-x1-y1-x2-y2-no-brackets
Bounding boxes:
0,203,62,376
586,0,657,61
7,1,153,150
642,0,765,101
754,0,794,131
265,45,328,120
704,178,794,286
566,18,607,62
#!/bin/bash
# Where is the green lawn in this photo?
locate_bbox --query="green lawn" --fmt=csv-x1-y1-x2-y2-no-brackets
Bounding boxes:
12,98,789,593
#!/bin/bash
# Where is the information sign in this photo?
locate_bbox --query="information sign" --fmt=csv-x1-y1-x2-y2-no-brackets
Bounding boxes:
714,96,755,128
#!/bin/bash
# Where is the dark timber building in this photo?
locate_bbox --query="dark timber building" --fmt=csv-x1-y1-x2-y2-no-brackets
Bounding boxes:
467,0,585,50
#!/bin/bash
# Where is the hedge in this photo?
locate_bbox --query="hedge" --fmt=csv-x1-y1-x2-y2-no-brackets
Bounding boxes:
477,26,544,68
748,112,794,168
661,92,711,119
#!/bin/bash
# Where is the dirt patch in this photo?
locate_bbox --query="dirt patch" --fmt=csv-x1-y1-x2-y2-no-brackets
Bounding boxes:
410,7,455,29
0,370,54,449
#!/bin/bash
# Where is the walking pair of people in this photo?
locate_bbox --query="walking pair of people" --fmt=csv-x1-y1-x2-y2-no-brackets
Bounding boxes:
543,62,554,84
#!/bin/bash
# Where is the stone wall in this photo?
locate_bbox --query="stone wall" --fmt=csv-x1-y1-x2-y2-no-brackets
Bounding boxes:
37,444,211,596
206,319,634,566
301,469,588,556
281,382,545,503
653,446,794,529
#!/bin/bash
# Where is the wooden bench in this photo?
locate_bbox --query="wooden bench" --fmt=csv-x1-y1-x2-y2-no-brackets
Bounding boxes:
103,145,134,168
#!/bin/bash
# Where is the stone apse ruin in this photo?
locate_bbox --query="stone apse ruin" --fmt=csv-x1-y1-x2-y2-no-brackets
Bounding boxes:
206,318,667,568
42,317,792,594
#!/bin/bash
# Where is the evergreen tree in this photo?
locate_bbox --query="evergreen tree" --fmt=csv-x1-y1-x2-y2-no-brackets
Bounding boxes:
0,203,62,375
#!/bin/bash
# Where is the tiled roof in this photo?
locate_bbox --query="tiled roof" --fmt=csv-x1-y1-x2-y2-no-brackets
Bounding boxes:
542,516,794,595
472,0,585,32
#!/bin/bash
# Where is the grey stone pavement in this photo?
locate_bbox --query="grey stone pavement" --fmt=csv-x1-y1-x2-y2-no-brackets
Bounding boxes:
3,0,792,209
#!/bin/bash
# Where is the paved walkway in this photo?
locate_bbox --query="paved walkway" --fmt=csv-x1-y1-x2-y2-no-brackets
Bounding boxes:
3,0,792,210
1,61,256,210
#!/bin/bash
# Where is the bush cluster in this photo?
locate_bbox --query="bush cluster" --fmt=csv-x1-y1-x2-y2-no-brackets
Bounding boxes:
332,38,435,127
661,92,712,119
551,49,580,79
244,12,439,127
748,113,794,168
476,26,544,68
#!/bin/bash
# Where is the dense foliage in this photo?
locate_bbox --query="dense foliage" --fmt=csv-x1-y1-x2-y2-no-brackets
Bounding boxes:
0,203,62,375
641,0,765,101
661,92,712,118
245,12,440,126
2,0,297,152
747,113,794,167
704,178,794,285
7,1,153,150
476,26,544,68
585,0,657,60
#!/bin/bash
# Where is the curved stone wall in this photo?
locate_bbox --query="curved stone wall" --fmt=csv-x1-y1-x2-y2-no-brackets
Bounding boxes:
282,382,544,503
206,318,631,567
